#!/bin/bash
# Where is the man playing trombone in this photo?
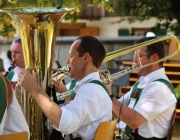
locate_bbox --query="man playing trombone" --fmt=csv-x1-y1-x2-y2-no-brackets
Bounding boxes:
107,37,177,140
17,35,112,140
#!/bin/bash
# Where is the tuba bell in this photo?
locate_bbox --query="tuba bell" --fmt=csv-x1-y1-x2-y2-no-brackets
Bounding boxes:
0,7,74,140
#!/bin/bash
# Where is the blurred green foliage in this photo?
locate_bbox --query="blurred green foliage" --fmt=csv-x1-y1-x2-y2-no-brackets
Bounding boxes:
0,0,114,38
1,0,180,38
175,84,180,99
112,0,180,36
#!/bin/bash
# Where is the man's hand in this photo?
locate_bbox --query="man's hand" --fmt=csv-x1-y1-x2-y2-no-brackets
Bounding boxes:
18,69,40,94
105,80,114,95
52,79,68,93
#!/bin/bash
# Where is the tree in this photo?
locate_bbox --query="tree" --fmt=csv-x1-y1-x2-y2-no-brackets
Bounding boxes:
0,0,114,38
112,0,180,36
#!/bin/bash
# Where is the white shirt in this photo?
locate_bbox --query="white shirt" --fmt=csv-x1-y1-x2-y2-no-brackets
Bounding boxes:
3,59,11,72
118,68,177,138
0,90,30,139
57,72,112,140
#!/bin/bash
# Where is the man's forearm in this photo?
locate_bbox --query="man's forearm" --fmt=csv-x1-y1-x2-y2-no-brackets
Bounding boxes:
31,88,62,128
112,98,145,129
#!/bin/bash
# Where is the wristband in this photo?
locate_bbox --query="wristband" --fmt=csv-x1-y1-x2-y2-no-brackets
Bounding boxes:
109,94,115,100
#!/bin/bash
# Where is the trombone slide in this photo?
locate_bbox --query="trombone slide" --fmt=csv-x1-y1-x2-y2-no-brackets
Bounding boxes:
56,35,180,98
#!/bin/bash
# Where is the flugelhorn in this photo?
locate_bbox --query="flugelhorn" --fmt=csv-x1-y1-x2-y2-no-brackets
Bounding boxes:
52,35,180,82
57,35,180,98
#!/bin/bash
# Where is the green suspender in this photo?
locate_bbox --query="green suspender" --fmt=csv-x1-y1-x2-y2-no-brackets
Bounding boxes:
125,81,143,135
153,79,176,95
68,79,78,100
70,79,108,101
0,75,8,124
6,71,14,82
89,80,109,94
69,80,108,139
125,78,176,135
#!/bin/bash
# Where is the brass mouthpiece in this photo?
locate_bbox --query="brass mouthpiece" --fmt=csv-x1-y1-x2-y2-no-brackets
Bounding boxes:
52,66,69,77
52,66,70,82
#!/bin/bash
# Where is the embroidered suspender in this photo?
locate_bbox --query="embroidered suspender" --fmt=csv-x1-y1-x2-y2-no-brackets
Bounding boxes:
125,79,176,135
125,81,143,135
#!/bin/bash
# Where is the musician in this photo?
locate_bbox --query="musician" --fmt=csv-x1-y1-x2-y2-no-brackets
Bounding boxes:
0,73,29,138
3,50,13,72
106,37,177,140
6,38,25,89
18,35,112,140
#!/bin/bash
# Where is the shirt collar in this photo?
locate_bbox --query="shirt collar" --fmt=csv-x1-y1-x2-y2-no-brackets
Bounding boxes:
74,72,100,91
138,67,165,87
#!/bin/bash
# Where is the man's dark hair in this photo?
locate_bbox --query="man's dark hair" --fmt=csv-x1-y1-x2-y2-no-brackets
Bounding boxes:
135,37,165,66
7,50,12,60
76,35,106,68
13,38,21,44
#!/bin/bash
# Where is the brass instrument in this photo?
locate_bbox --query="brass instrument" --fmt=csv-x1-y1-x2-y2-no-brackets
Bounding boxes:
56,35,180,98
52,66,69,81
52,35,180,82
0,7,74,140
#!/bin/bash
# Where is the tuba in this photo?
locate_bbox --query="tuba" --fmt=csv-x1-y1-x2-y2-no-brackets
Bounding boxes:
0,7,74,140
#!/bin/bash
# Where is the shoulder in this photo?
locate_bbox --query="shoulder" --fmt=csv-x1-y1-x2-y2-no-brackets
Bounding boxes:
141,80,176,102
77,81,109,98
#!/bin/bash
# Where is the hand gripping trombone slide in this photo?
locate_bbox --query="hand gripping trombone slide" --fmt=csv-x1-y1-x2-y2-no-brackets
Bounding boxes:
53,35,180,98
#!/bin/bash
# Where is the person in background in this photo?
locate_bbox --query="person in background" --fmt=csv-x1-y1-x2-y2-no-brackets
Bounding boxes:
18,35,112,140
107,37,177,140
3,50,13,72
0,73,30,138
5,38,25,89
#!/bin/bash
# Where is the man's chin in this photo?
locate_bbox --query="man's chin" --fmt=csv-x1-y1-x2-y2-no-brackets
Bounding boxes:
137,70,141,75
69,74,73,79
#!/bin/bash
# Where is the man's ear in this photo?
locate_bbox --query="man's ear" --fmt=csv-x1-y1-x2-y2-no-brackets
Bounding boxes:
152,53,159,61
84,52,90,64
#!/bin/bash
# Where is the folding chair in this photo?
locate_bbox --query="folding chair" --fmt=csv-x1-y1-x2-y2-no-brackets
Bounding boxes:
94,118,118,140
0,131,28,140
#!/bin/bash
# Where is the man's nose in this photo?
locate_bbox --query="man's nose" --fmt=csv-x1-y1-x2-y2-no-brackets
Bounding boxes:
11,52,15,58
133,57,138,63
66,57,69,64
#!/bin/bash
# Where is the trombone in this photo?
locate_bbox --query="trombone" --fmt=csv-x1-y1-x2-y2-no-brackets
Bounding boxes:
57,35,180,98
53,35,180,82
